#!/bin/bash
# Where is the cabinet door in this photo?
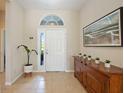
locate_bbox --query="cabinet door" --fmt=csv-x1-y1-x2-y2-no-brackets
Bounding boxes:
74,59,81,78
80,64,86,87
77,62,82,81
74,60,78,77
82,71,87,87
79,66,83,83
86,73,103,93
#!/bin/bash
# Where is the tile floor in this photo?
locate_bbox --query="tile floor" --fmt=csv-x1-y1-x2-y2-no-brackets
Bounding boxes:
0,73,2,93
0,72,5,93
2,72,87,93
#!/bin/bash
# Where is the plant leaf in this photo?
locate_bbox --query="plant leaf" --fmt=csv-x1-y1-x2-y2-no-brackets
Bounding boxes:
31,49,38,55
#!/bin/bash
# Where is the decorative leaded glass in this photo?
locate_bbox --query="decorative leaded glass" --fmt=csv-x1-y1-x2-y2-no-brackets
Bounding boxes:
40,15,64,26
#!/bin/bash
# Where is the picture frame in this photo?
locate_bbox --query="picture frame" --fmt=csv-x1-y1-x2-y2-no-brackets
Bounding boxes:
83,7,123,47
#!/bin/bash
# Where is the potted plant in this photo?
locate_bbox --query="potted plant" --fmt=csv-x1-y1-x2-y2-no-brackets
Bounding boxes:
83,54,87,59
17,45,38,73
78,53,82,57
104,60,111,68
88,55,91,60
95,57,100,64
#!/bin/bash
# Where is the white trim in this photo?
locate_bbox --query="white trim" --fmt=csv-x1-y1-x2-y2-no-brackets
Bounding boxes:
33,70,74,72
33,70,46,72
65,70,74,72
5,82,11,86
11,73,23,84
5,73,23,86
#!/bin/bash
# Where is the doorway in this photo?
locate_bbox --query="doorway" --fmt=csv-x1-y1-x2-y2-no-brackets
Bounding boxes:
38,28,66,72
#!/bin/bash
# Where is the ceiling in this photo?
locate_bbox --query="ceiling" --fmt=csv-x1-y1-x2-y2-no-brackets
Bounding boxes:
0,0,5,11
16,0,86,11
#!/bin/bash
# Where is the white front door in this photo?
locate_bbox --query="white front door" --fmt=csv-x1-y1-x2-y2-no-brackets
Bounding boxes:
45,29,66,71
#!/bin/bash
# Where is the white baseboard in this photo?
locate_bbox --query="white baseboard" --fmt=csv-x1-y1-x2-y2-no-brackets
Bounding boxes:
33,70,46,72
5,72,23,86
65,70,74,72
11,73,23,84
5,82,11,86
33,70,74,72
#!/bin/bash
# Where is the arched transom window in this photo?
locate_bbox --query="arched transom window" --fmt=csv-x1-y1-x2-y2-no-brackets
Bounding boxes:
40,15,64,26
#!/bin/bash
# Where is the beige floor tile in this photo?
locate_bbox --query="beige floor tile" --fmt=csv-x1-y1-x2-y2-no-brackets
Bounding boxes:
2,72,87,93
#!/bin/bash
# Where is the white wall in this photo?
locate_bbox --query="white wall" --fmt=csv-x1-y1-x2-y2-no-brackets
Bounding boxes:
5,0,25,85
24,9,80,71
80,0,123,67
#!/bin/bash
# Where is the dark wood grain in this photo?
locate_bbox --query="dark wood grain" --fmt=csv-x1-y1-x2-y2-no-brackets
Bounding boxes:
73,56,123,93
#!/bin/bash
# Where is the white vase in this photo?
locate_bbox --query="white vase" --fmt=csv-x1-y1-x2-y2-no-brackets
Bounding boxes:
105,63,111,68
24,65,33,73
88,58,91,61
95,60,100,64
78,55,82,57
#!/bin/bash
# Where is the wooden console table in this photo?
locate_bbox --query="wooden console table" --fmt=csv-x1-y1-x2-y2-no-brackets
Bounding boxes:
73,56,123,93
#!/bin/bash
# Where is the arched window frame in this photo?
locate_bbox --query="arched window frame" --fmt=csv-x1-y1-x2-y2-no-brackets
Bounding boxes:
40,15,64,26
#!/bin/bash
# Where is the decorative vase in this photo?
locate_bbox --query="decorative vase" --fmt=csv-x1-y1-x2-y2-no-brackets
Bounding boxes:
88,58,91,61
105,63,111,68
83,56,86,59
95,60,100,64
24,64,33,73
78,55,82,57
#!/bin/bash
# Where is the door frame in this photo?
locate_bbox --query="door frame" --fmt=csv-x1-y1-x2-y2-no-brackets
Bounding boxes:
0,29,5,72
37,27,67,72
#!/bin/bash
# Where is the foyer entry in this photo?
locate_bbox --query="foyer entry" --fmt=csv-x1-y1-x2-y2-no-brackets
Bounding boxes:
38,28,66,72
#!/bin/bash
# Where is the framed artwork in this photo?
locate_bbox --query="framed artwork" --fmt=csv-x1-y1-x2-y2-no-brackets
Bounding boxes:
83,7,123,47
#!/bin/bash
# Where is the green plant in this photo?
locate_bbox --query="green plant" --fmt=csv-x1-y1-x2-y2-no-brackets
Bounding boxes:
78,53,82,55
105,60,111,63
17,45,38,66
83,54,87,56
96,57,100,60
88,55,91,58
